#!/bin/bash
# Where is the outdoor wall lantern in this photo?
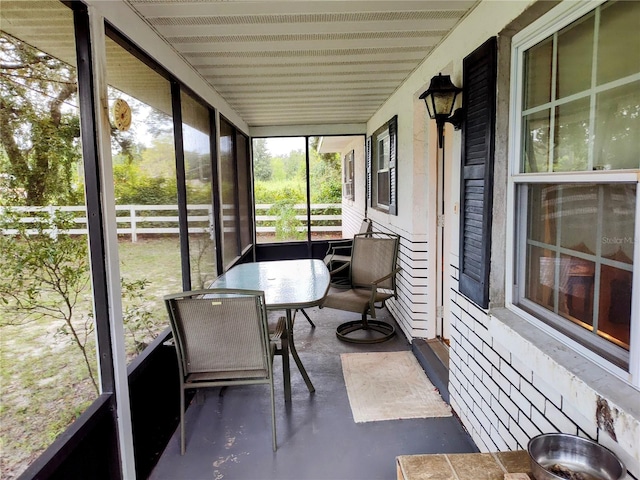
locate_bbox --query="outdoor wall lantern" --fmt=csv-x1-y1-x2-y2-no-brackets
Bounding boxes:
419,73,463,148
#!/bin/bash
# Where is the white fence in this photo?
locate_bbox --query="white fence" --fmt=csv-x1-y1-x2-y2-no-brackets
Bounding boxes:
254,203,341,233
1,204,342,241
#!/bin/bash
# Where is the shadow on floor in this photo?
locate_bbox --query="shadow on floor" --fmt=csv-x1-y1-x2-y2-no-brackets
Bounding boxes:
150,307,477,480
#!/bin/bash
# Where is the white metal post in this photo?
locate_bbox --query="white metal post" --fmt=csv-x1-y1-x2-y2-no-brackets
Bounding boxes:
88,7,137,479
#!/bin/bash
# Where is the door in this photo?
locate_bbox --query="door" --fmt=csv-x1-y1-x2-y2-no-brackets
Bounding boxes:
435,124,454,344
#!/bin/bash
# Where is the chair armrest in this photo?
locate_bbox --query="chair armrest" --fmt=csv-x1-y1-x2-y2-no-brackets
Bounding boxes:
370,267,402,286
328,260,351,276
327,239,353,246
368,267,402,315
324,239,353,256
330,244,353,255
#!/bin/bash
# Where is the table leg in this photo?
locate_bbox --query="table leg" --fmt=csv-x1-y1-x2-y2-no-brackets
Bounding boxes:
281,329,291,404
286,309,315,394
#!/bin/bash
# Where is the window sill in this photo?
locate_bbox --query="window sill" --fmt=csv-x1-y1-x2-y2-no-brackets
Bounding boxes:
488,307,639,474
371,205,390,213
490,307,639,408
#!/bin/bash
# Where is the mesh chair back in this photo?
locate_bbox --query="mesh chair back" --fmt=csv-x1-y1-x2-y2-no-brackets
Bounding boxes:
350,233,399,290
167,290,270,379
165,289,277,453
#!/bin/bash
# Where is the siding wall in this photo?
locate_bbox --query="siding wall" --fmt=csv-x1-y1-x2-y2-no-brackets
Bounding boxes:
334,2,640,477
367,221,432,340
341,204,432,341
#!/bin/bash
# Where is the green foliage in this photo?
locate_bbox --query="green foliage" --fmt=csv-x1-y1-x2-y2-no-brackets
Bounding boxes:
252,139,342,205
113,162,178,205
0,209,161,393
189,233,216,289
254,180,305,204
121,278,155,354
0,32,83,206
251,138,342,241
118,174,177,204
0,209,97,392
313,182,342,203
252,138,272,181
272,200,305,240
186,183,213,204
113,143,212,205
309,146,341,203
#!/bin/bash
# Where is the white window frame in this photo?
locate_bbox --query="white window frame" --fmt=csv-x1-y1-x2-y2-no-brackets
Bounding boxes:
343,150,354,200
506,0,640,387
373,127,391,210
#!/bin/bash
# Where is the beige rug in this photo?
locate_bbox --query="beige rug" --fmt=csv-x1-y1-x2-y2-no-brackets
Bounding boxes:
341,351,452,423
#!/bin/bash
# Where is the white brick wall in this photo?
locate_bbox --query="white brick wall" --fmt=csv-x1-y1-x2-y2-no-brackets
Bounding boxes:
449,279,640,479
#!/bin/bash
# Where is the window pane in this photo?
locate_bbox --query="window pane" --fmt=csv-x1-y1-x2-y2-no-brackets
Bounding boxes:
527,185,557,244
597,0,640,85
236,131,252,252
558,253,595,327
346,151,354,196
523,38,553,109
370,121,393,211
553,98,590,172
377,133,390,170
377,170,390,206
0,4,98,476
525,246,556,312
599,264,632,348
308,137,344,241
253,137,308,244
601,184,636,263
594,81,640,170
522,109,550,172
106,37,180,359
556,12,594,99
517,1,638,370
220,118,239,265
523,183,635,352
181,91,215,289
558,184,598,251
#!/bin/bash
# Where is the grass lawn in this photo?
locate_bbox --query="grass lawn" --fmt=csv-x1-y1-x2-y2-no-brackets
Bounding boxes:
0,237,184,479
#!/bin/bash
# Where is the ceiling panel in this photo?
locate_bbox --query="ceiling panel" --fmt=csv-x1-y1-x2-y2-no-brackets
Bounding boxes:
127,0,478,126
4,0,479,128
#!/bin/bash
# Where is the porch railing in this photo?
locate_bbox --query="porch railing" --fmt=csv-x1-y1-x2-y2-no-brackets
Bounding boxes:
1,204,342,241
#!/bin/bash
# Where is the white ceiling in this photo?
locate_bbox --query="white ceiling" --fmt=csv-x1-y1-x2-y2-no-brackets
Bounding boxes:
126,0,479,128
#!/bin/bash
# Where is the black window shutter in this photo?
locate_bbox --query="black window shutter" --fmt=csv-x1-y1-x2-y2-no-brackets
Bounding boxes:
388,115,398,215
366,136,372,207
458,37,497,309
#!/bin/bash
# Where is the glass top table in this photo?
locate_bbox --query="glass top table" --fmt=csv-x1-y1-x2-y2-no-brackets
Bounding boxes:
210,259,330,402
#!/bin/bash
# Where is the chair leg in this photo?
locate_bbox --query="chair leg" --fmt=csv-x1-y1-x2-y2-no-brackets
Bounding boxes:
180,387,186,455
280,329,291,404
272,315,292,403
269,379,277,451
298,308,315,328
336,311,396,344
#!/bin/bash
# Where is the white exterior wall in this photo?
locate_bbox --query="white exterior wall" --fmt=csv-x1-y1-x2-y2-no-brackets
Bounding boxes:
363,0,640,477
449,266,639,477
90,0,640,474
363,0,540,342
340,136,368,238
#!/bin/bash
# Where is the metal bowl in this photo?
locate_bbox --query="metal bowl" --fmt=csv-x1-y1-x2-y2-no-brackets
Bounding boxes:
528,433,625,480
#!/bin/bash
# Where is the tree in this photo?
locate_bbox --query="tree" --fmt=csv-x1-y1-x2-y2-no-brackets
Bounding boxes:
0,33,82,206
252,138,272,181
309,138,342,203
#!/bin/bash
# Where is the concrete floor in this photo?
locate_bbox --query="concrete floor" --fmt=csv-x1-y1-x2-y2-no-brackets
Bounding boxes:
150,307,477,480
